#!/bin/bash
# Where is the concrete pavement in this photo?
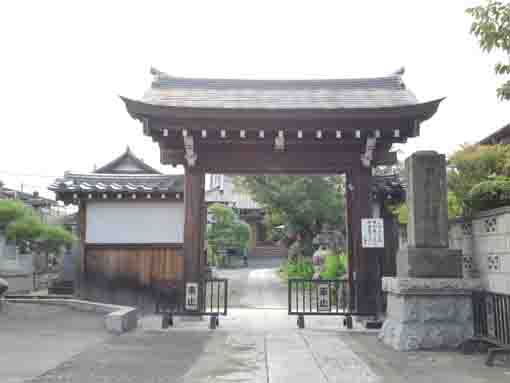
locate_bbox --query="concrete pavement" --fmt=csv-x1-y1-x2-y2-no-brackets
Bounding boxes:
0,303,109,383
6,256,510,382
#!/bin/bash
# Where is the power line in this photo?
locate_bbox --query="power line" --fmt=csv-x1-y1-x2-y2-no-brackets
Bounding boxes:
0,170,60,178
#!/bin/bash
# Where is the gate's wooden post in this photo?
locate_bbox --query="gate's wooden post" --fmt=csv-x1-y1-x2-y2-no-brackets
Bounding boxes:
183,167,205,308
78,200,87,297
347,164,378,314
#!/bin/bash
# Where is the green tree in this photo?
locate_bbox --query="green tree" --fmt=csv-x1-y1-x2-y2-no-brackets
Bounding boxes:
0,200,27,229
448,144,510,211
1,199,75,270
236,175,346,256
207,203,250,265
467,1,510,100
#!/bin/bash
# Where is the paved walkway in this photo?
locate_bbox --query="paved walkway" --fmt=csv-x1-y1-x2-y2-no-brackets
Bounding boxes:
0,303,109,383
10,256,510,382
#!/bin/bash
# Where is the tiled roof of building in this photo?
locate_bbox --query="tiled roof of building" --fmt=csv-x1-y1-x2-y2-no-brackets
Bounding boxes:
478,123,510,145
49,147,184,197
49,173,184,194
95,146,162,174
142,67,419,110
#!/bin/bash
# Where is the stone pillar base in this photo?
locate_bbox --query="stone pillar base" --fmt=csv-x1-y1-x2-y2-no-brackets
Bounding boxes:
378,277,481,351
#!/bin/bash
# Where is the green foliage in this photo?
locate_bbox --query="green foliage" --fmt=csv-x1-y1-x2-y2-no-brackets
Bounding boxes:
0,200,27,229
1,199,76,256
338,254,348,274
466,1,510,100
236,175,346,254
263,210,285,242
320,252,347,279
207,203,251,265
448,144,510,211
39,225,75,254
287,239,304,263
465,176,510,212
6,214,44,242
392,192,462,224
283,259,314,280
447,191,463,218
280,252,347,281
391,203,409,225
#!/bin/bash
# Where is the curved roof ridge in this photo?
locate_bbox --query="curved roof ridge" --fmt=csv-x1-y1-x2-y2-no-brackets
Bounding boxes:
149,66,407,90
151,74,405,90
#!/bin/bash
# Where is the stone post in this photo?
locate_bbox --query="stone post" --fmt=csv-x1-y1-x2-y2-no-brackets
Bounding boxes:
379,151,480,351
0,277,7,312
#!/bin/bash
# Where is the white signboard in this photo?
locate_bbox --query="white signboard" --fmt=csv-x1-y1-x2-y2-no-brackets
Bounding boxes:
185,282,199,311
362,218,384,248
317,283,331,312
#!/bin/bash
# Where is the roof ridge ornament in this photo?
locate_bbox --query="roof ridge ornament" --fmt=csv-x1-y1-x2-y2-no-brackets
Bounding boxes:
393,66,405,76
150,66,172,80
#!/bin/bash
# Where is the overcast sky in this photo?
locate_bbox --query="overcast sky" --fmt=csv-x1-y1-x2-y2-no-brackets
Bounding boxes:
1,1,508,197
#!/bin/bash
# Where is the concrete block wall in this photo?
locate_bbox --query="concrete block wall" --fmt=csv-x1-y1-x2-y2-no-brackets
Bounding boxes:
449,206,510,294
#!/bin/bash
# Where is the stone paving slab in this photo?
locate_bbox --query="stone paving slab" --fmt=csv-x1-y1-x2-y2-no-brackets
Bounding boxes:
342,332,510,383
266,331,378,383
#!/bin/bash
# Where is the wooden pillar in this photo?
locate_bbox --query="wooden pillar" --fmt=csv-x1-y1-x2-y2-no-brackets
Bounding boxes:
183,168,205,285
78,201,87,296
346,163,378,314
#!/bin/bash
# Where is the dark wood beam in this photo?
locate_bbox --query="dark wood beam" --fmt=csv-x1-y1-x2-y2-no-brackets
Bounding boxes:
183,168,205,303
159,147,396,171
347,164,379,314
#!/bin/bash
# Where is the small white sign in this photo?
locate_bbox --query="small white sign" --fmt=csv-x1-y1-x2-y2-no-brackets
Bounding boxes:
317,283,331,312
185,282,199,311
362,218,384,248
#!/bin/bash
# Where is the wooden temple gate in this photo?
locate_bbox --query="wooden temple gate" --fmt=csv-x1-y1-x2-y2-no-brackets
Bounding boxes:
122,68,443,314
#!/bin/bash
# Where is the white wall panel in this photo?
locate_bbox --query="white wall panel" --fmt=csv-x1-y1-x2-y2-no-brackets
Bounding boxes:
86,201,184,244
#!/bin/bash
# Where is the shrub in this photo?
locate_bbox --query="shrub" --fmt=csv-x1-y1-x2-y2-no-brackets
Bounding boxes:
320,252,348,279
465,177,510,212
0,200,27,229
207,203,250,266
282,259,314,280
448,144,510,211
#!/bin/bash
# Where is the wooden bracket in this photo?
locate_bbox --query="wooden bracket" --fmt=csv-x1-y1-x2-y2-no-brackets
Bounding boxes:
184,135,197,167
361,135,377,167
142,117,150,136
274,131,285,151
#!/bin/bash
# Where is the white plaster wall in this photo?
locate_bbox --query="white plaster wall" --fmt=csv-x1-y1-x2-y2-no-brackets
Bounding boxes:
449,207,510,295
86,201,184,244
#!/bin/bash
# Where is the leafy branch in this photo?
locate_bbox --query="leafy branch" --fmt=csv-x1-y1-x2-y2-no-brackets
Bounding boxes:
467,1,510,100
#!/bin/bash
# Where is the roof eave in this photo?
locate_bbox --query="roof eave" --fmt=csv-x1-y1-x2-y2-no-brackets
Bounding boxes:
120,96,445,122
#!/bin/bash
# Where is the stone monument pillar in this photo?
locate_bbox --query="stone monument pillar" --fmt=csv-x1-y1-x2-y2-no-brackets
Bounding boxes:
379,151,480,351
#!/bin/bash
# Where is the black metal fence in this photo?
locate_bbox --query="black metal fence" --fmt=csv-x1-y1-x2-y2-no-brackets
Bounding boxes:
468,290,510,365
155,278,228,329
288,279,381,329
